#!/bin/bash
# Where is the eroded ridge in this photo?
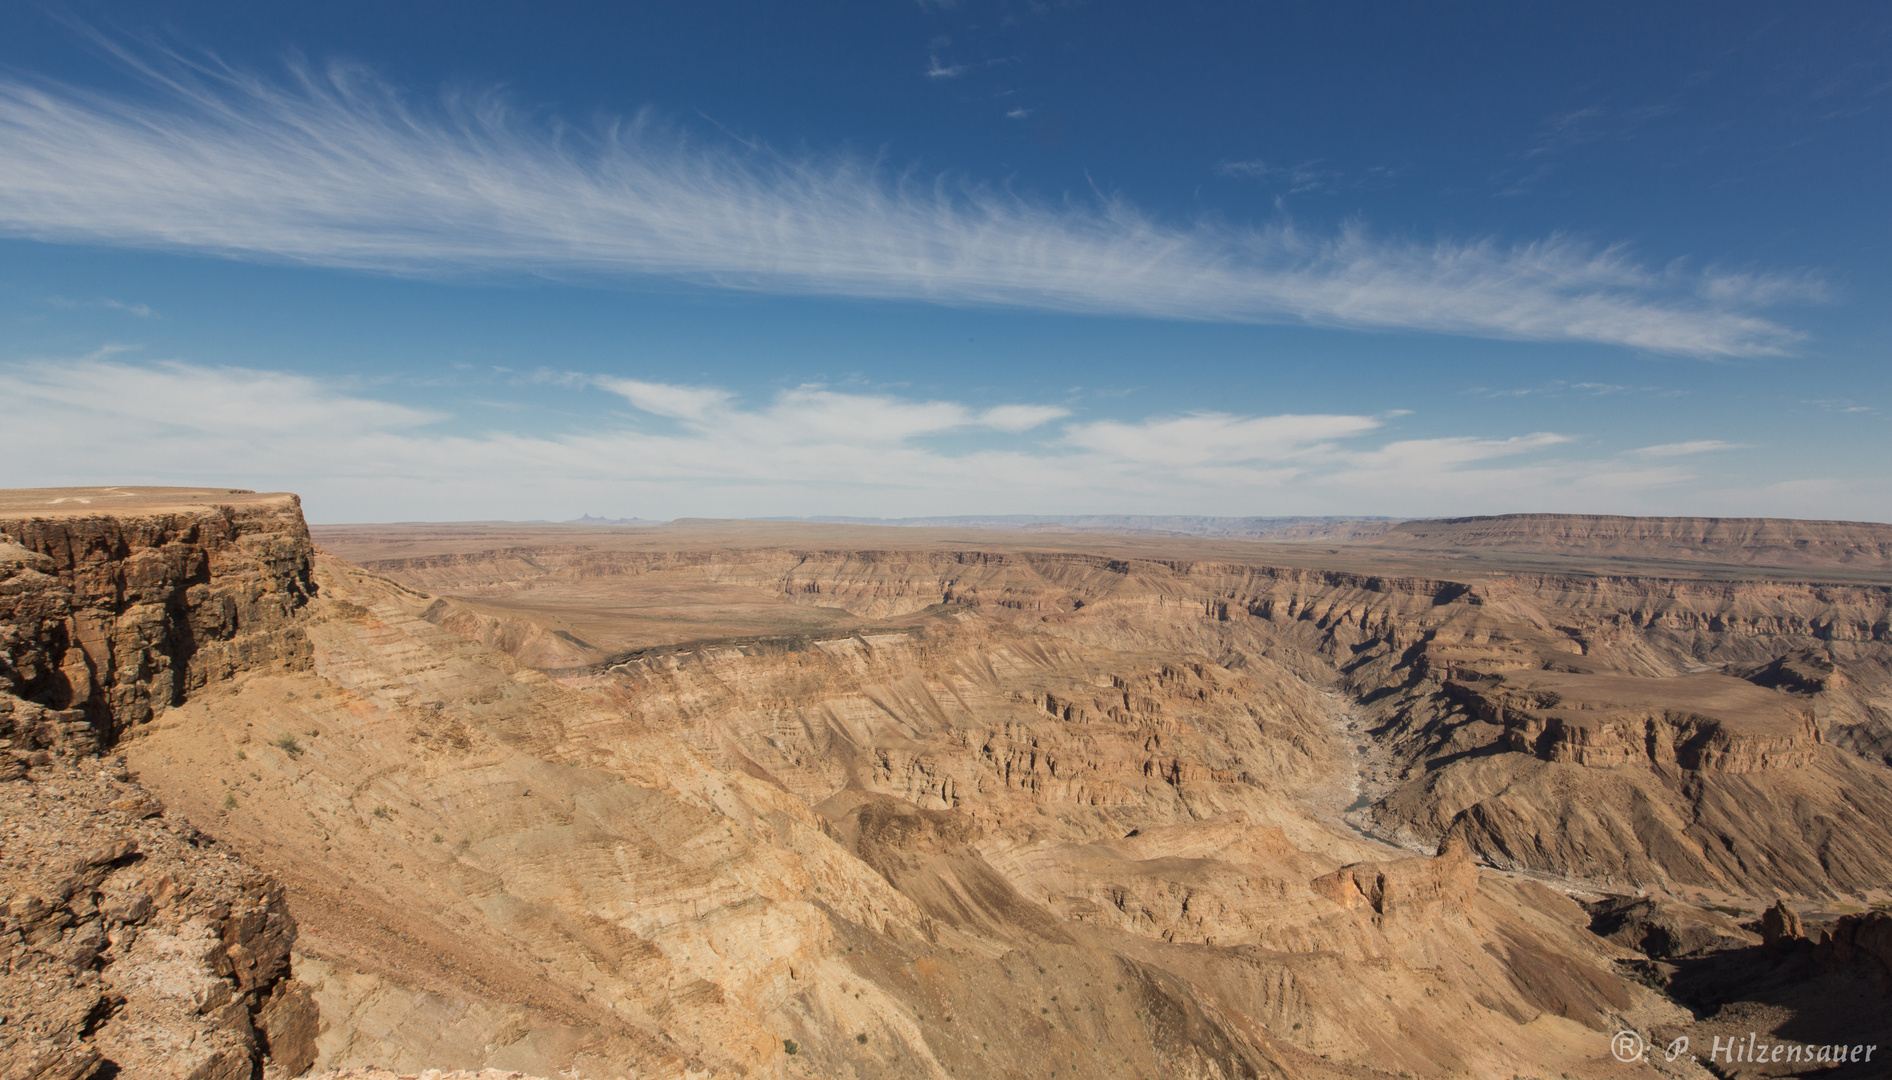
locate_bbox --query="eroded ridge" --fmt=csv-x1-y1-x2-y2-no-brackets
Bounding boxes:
7,496,1891,1080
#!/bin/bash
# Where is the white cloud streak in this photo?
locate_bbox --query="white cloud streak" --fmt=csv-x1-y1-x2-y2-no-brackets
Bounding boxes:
598,378,1069,441
6,356,1869,523
0,349,440,435
1633,439,1744,457
1065,413,1380,465
0,42,1813,356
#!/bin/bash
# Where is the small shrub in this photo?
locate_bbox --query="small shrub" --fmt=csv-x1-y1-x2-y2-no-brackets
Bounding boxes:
783,1039,799,1056
223,793,238,809
372,805,392,820
235,749,246,761
432,833,443,843
856,1033,868,1044
274,733,303,757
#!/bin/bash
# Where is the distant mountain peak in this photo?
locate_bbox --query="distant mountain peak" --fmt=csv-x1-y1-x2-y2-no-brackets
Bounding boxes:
563,513,666,526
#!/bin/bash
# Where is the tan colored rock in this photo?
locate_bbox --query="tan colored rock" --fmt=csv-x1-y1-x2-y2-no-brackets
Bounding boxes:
1761,900,1805,946
1367,512,1892,572
259,977,321,1076
303,1070,549,1079
1,486,316,745
11,498,1892,1080
1586,896,1759,958
0,755,305,1080
1311,836,1478,918
1450,670,1823,772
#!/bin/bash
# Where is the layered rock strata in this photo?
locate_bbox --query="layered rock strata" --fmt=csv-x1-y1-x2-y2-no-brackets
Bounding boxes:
1,489,320,1079
1,489,315,753
1444,671,1822,772
335,534,1892,898
0,502,1866,1079
109,545,1662,1079
1368,513,1892,571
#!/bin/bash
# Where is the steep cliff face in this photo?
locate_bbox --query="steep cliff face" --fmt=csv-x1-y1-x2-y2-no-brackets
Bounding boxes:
1446,672,1823,773
0,489,315,756
0,489,319,1080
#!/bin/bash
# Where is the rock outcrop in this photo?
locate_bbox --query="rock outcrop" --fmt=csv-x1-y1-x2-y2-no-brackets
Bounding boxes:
1585,896,1759,958
1,488,319,1079
1310,836,1478,920
1,487,315,753
1447,671,1822,772
0,756,315,1079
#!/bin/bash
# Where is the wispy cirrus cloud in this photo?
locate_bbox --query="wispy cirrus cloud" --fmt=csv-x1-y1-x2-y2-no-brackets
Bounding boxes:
1064,412,1380,466
0,348,440,435
924,56,967,79
43,295,156,317
0,39,1817,357
923,56,968,79
1696,268,1832,307
1216,158,1395,196
1466,379,1680,399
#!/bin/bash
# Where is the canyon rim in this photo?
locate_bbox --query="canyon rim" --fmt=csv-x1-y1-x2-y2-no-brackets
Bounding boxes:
3,487,1888,1080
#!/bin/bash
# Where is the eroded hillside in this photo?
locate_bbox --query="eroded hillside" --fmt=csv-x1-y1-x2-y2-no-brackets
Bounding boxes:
6,492,1890,1080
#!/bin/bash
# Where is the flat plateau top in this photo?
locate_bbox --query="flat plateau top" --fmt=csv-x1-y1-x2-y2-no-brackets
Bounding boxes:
311,518,1892,587
0,486,297,517
1483,671,1810,735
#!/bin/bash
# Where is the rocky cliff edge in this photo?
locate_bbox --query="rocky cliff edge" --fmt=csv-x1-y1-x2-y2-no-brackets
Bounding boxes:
1,488,319,1079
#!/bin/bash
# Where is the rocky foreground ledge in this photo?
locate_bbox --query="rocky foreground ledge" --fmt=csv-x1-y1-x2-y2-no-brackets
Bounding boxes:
2,489,319,1080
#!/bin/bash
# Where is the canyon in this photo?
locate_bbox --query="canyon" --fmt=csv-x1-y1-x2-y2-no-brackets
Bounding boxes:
4,490,1889,1080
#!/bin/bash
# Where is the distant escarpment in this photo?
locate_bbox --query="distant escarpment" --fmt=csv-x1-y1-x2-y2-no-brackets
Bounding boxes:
1447,671,1822,773
1373,512,1892,571
73,509,1875,1078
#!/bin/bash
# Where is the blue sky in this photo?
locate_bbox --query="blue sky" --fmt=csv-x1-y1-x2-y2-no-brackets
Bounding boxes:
0,2,1886,523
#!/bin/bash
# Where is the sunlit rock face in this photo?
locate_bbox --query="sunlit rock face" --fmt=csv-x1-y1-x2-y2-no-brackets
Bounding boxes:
2,489,318,1080
10,493,1891,1080
0,487,316,748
